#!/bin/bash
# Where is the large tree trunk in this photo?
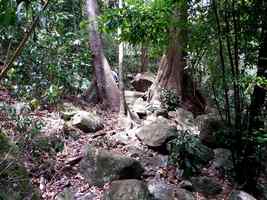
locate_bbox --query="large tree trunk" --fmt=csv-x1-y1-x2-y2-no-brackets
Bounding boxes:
86,0,120,111
148,1,206,115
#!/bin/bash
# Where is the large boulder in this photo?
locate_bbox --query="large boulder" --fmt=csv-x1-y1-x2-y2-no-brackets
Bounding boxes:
125,90,145,106
131,73,155,92
104,179,152,200
228,190,257,200
174,108,198,134
195,113,224,147
191,176,222,196
132,97,149,117
212,148,233,172
148,179,194,200
71,111,104,133
55,188,75,200
136,117,177,147
79,146,144,187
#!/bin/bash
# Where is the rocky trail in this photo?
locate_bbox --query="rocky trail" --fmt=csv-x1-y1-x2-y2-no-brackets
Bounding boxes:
0,89,261,200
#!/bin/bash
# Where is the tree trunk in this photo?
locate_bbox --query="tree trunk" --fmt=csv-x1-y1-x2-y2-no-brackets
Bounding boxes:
85,0,120,111
249,18,267,130
148,2,184,102
148,1,206,115
140,45,148,73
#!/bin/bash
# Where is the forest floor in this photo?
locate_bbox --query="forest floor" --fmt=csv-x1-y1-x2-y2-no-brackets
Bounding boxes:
0,89,235,200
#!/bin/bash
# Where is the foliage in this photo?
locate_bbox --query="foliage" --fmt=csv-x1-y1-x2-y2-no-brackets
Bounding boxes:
1,0,92,105
159,88,180,111
168,130,213,178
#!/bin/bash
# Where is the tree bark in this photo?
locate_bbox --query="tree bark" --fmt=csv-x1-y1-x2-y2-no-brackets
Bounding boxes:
249,17,267,130
140,45,148,73
148,1,206,115
86,0,120,111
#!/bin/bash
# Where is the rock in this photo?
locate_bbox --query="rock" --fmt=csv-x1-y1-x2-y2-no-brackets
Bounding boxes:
195,113,224,147
191,176,222,196
131,73,155,92
148,179,194,200
76,192,97,200
79,146,144,187
55,188,75,200
132,97,149,117
179,180,194,191
175,108,198,134
61,111,78,121
212,148,233,172
111,128,140,146
71,111,104,133
104,179,151,200
136,117,177,147
175,189,195,200
228,190,257,200
125,90,145,106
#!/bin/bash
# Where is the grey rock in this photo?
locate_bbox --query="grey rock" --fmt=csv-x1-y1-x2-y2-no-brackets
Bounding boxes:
176,108,194,126
79,146,144,187
61,111,78,121
148,179,194,200
132,97,149,116
175,189,195,200
104,179,151,200
179,180,194,191
195,113,224,147
136,117,177,147
131,73,154,92
55,188,75,200
71,111,104,133
213,148,233,171
228,190,257,200
191,176,222,196
125,90,145,106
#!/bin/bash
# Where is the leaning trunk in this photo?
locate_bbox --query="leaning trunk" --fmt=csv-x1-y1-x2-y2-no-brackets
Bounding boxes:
86,0,120,111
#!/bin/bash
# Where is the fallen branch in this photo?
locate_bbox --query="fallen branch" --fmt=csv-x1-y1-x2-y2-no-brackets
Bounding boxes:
64,155,84,166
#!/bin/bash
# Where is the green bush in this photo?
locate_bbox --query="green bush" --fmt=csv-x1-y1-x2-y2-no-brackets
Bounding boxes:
160,88,181,111
168,130,214,178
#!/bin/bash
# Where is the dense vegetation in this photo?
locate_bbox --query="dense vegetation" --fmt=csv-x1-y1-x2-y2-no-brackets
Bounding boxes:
0,0,266,199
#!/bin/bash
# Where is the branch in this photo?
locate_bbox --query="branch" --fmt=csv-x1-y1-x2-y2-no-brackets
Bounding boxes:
0,0,49,80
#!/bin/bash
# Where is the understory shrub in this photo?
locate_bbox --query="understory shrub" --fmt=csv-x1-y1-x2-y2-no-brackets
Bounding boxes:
160,88,181,111
168,130,214,178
